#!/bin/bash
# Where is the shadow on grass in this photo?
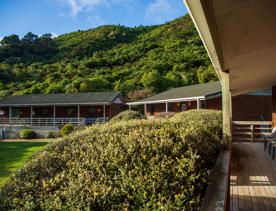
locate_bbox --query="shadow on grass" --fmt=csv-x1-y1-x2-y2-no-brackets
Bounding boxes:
0,142,48,186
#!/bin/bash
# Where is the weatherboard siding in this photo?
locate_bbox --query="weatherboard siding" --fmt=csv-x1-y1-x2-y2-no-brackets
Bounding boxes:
232,95,272,121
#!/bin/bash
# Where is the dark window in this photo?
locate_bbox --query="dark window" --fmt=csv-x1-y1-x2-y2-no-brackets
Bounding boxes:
168,103,173,112
67,108,76,117
150,105,155,115
181,103,187,111
201,101,208,109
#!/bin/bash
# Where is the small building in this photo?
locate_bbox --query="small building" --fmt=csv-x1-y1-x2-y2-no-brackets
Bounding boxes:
0,92,125,127
127,81,273,121
127,82,222,118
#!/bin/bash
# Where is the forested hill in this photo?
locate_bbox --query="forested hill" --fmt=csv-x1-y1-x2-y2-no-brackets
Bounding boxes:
0,15,217,101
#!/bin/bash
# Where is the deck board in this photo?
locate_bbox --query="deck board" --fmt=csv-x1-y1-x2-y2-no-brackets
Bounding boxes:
231,142,276,211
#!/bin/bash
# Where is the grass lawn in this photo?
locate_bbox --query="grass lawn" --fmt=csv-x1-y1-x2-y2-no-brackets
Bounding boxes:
0,141,49,186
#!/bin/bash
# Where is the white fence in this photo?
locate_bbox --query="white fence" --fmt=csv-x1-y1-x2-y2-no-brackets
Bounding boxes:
0,117,109,127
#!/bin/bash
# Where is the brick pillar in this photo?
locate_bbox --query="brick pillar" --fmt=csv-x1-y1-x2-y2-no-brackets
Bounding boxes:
272,85,276,127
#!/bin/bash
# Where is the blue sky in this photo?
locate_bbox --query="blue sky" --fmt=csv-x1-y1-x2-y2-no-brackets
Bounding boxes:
0,0,187,38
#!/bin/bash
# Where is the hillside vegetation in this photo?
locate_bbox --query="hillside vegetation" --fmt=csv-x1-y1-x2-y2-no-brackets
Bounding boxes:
0,15,217,100
0,110,222,210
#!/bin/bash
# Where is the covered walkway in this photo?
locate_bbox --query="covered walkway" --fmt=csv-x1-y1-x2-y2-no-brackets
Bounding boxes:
231,142,276,211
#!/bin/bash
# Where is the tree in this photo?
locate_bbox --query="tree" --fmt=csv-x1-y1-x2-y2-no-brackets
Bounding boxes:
22,32,38,43
141,70,163,92
165,71,183,87
79,81,93,92
197,65,218,83
0,34,20,46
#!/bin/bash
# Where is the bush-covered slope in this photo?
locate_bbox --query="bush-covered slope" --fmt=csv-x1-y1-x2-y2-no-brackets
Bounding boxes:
0,110,222,210
0,15,217,100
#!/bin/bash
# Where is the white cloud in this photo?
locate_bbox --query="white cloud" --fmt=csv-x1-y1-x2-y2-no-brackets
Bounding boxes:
51,32,59,38
54,0,107,16
55,0,128,16
145,0,183,24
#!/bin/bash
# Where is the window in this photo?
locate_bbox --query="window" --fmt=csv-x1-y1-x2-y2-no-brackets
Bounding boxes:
201,101,208,109
181,103,187,111
11,108,20,118
42,108,48,116
150,105,155,115
67,108,75,117
168,103,173,112
88,107,96,118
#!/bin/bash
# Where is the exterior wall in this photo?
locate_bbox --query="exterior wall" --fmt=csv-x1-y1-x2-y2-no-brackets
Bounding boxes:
145,100,210,117
273,86,276,126
20,107,31,118
145,103,166,116
33,107,53,118
0,104,124,119
80,106,103,118
108,104,123,118
206,97,222,110
55,106,77,118
232,95,272,121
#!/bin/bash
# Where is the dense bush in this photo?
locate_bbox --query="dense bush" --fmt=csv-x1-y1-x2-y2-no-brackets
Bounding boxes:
60,124,74,137
47,131,58,138
0,110,222,210
155,111,176,119
0,15,217,99
110,110,145,123
19,129,37,139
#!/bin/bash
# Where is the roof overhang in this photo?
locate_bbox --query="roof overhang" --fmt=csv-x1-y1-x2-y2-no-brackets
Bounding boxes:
184,0,276,96
127,96,205,106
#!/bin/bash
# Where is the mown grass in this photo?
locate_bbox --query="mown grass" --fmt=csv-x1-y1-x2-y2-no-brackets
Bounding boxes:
0,142,48,186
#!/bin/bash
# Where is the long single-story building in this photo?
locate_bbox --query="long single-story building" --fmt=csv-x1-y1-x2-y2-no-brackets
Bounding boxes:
127,82,222,117
0,92,125,127
127,81,273,121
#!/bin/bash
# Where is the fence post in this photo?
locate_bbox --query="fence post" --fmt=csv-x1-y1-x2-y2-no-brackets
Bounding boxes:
251,124,254,142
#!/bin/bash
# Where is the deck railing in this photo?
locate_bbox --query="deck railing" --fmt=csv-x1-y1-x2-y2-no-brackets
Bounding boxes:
232,121,272,142
0,117,109,127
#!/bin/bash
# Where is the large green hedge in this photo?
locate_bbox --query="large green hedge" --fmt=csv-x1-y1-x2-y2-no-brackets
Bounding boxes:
0,110,222,210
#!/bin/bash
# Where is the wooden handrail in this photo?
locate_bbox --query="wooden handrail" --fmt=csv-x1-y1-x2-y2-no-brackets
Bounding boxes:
232,121,272,142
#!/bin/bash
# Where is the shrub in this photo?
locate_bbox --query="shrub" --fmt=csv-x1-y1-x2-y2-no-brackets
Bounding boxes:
60,124,74,137
155,111,175,118
0,110,222,210
19,129,36,139
47,131,57,138
110,110,145,123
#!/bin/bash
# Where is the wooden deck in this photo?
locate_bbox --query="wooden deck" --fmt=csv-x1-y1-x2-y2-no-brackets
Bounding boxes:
230,142,276,211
